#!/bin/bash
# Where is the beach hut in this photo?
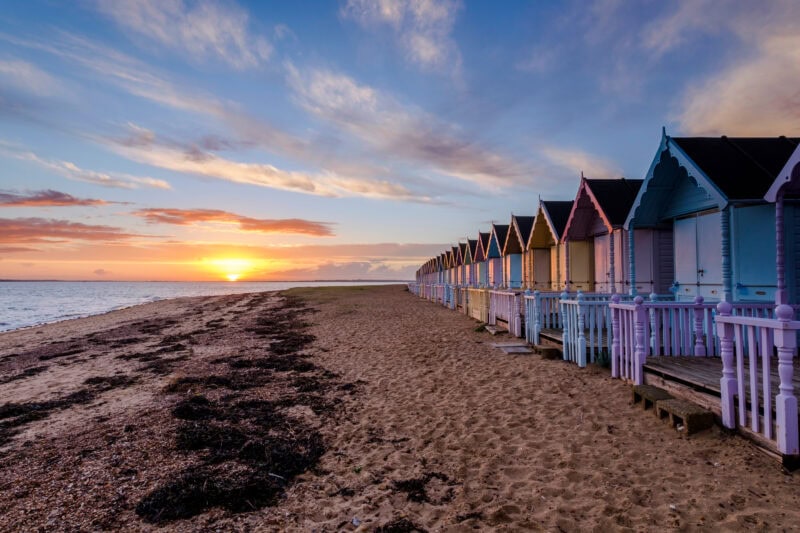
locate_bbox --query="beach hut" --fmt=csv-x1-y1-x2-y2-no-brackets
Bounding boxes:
527,200,573,291
488,224,508,288
475,232,491,287
466,239,478,287
457,242,468,285
625,133,800,302
562,177,643,294
504,215,535,290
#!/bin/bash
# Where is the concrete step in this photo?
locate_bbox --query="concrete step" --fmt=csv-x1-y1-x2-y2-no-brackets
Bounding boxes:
632,384,673,411
533,345,562,360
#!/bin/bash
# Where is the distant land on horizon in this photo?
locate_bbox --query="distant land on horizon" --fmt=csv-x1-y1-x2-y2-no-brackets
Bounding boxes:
0,279,412,283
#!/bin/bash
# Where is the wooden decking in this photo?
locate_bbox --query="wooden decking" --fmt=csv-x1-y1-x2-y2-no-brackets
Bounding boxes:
644,356,800,399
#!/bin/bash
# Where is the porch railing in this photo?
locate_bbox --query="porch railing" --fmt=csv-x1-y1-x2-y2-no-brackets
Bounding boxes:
488,290,523,337
716,303,799,458
609,295,775,384
467,288,489,322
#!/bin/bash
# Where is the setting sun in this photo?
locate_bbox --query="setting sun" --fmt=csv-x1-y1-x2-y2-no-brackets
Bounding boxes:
207,258,254,282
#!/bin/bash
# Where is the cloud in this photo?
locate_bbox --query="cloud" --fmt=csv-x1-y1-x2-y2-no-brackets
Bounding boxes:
93,0,272,69
286,65,533,187
0,189,113,207
342,0,462,76
0,218,142,244
0,144,171,190
261,260,416,281
132,208,335,237
109,124,432,201
93,268,111,276
539,146,621,179
0,246,38,253
0,59,60,96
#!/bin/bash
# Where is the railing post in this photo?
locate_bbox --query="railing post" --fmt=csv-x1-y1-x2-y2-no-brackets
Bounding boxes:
560,291,569,361
532,290,542,345
774,304,799,456
633,296,646,385
577,291,587,367
649,292,658,355
611,294,621,378
693,295,707,356
717,301,737,429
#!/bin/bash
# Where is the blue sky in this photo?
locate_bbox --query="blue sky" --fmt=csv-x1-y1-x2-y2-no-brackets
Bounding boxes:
1,0,798,280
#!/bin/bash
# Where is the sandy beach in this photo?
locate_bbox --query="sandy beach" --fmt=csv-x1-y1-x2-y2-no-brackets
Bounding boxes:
1,284,798,531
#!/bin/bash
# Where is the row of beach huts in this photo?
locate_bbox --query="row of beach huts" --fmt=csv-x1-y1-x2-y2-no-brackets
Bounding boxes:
408,131,800,465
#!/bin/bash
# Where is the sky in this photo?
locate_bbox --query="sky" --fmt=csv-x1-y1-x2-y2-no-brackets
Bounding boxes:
1,0,798,281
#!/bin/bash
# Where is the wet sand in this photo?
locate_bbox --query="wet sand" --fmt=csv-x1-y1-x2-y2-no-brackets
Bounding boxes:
0,285,798,531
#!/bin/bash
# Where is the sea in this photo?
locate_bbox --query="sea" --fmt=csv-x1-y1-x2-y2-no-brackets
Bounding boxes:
0,280,404,333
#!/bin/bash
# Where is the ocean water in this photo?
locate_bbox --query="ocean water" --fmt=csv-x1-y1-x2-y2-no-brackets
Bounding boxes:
0,281,402,333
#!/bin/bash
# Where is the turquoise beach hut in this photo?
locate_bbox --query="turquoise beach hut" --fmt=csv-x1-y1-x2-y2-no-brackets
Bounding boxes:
625,132,800,302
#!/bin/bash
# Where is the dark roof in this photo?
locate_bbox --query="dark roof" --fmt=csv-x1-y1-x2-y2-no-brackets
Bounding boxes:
478,232,491,250
513,215,535,244
492,224,509,249
541,201,573,238
467,239,478,257
672,136,800,199
585,178,643,227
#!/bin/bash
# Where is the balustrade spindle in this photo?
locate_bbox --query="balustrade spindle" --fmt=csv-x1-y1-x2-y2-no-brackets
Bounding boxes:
693,295,707,356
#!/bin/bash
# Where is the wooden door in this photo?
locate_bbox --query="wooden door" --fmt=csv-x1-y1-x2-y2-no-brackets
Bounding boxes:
569,241,594,291
696,211,722,300
674,216,699,300
534,249,550,288
593,234,610,293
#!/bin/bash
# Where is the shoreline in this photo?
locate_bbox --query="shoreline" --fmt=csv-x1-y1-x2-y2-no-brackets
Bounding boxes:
0,285,797,530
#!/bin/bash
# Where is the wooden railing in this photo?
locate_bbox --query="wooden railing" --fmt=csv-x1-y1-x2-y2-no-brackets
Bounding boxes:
609,295,775,384
716,302,799,458
466,288,489,322
561,294,614,367
488,290,523,337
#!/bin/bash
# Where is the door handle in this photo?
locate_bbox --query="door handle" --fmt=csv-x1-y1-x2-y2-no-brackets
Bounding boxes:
697,269,705,276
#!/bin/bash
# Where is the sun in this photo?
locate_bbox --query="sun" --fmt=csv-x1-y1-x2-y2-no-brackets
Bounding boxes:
207,258,254,282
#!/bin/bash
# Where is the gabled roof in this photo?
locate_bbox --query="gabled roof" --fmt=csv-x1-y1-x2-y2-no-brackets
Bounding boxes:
766,143,800,201
451,246,459,266
457,242,467,265
505,215,535,254
466,239,478,263
627,131,800,227
475,231,491,262
672,136,799,200
529,200,573,248
488,224,509,258
564,177,642,240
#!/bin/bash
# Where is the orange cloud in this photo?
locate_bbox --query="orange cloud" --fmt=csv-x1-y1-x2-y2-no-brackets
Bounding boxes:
0,217,142,243
132,208,335,237
0,189,113,207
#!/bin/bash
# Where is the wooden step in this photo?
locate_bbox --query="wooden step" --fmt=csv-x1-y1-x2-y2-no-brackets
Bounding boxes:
533,345,562,360
655,398,714,435
632,384,673,411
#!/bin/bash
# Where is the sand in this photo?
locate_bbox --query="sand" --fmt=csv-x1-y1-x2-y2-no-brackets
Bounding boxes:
0,284,798,531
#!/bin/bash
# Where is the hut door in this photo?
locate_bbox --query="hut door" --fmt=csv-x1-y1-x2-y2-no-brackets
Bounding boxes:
593,234,610,293
674,212,722,300
533,249,550,288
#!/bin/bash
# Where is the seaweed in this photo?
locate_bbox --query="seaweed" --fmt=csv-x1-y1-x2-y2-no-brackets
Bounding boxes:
375,518,428,533
0,365,48,385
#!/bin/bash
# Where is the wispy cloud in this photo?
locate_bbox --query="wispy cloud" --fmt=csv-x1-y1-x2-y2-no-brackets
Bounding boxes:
132,207,335,237
0,142,171,190
108,124,432,201
286,64,533,187
0,246,38,253
93,0,272,69
0,59,60,96
0,189,114,207
671,2,800,135
342,0,462,76
539,146,621,179
0,217,142,243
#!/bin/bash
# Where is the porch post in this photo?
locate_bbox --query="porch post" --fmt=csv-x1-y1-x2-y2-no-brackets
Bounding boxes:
629,226,637,296
721,206,733,302
692,295,707,356
532,290,542,345
609,229,616,294
776,191,787,306
717,301,737,429
610,294,621,378
633,296,646,385
577,291,587,367
774,304,798,456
